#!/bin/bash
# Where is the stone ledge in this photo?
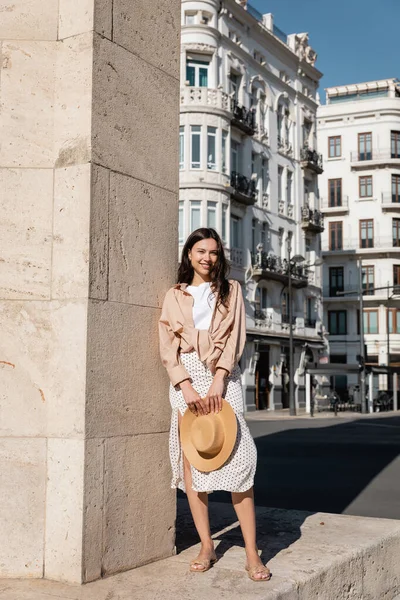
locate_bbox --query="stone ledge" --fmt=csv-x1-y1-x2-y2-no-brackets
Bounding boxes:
1,500,399,599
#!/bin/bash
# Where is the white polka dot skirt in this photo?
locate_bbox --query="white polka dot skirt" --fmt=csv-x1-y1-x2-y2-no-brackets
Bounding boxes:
169,351,257,494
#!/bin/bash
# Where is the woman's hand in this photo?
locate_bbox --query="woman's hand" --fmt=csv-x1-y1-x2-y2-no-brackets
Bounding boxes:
179,379,208,416
205,368,228,413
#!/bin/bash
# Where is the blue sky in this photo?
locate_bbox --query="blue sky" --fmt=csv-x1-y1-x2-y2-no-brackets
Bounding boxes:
250,0,400,103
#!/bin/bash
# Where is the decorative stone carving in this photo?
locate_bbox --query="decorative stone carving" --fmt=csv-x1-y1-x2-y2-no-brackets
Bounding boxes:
182,43,216,53
295,33,317,66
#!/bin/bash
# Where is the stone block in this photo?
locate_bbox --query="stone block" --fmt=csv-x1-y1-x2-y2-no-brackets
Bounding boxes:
85,299,171,438
102,433,175,575
297,555,364,600
82,438,105,583
113,0,180,79
55,32,93,169
92,34,179,192
362,534,400,599
0,300,87,438
0,41,56,168
58,0,112,39
0,438,46,578
0,0,58,41
45,438,85,583
108,171,178,305
0,168,53,300
89,164,109,301
52,165,91,299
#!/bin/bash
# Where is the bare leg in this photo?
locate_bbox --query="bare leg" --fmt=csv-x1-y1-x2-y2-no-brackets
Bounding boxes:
232,488,271,580
179,412,216,570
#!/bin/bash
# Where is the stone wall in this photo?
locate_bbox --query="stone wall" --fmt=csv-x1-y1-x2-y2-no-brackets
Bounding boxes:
0,0,180,583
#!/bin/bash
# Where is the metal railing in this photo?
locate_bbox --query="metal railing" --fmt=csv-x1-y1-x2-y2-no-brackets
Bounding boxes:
350,149,400,162
231,171,257,199
322,236,400,252
231,100,256,133
300,147,324,171
320,195,349,210
229,247,244,267
180,86,230,112
301,206,324,228
282,313,296,326
251,251,309,283
382,192,400,205
304,318,317,328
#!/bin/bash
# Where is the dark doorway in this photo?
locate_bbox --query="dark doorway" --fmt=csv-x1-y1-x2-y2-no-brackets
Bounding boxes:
255,349,270,409
281,347,290,409
330,354,348,400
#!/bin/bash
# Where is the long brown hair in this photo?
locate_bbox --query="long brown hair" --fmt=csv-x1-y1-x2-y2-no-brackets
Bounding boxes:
177,228,231,308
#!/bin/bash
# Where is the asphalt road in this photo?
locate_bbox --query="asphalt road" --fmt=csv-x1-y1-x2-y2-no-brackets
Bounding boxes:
210,414,400,520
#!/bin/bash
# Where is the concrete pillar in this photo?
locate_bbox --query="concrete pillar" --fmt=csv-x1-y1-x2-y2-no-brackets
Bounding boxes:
368,372,374,413
394,373,398,411
0,0,180,584
305,373,311,413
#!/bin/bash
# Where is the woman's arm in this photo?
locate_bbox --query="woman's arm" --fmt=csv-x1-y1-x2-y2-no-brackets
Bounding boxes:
214,280,246,376
158,288,191,387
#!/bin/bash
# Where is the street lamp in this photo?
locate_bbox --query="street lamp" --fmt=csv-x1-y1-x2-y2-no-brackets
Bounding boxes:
287,237,305,416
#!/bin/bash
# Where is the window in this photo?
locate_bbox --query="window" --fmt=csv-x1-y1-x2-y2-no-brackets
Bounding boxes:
231,215,241,248
186,58,209,87
329,221,343,251
329,266,344,297
328,178,342,207
261,159,269,196
287,171,293,206
393,218,400,247
207,126,216,170
328,310,347,335
179,126,184,170
392,174,400,203
231,140,240,173
359,175,373,198
185,12,196,25
221,130,228,174
394,265,400,289
222,204,228,242
229,73,240,102
190,200,201,232
278,166,283,201
261,287,268,309
261,223,267,248
360,219,374,248
206,201,217,229
328,136,341,157
190,125,201,169
391,131,400,158
364,310,378,334
358,132,372,161
388,308,400,333
303,119,312,147
362,266,374,295
251,219,257,253
179,201,184,243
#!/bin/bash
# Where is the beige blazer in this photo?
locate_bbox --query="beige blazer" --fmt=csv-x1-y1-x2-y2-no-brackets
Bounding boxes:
159,279,246,387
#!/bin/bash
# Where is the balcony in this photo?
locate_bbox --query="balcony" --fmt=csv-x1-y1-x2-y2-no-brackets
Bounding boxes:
301,205,324,233
180,86,230,113
322,236,400,255
228,247,244,268
251,251,309,288
381,192,400,211
282,313,296,327
350,149,400,169
320,195,349,214
231,100,256,136
304,318,317,329
230,171,257,205
300,147,323,174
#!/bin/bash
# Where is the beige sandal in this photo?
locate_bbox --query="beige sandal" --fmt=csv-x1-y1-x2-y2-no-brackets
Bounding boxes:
189,556,217,573
245,563,272,581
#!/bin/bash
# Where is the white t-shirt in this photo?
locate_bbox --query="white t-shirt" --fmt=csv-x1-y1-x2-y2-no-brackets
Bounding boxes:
186,281,216,331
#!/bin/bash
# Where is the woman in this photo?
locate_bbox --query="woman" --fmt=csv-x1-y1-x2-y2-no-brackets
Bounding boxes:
159,227,271,582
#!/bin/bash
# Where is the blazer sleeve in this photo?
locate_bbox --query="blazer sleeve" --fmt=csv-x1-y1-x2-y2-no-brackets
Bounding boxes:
158,288,191,388
215,281,246,375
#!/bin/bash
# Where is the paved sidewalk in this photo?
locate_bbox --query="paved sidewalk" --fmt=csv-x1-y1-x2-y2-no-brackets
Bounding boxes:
246,407,400,421
1,500,399,600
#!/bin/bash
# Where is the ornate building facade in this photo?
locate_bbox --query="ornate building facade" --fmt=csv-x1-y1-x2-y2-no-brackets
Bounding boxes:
318,79,400,399
179,0,326,410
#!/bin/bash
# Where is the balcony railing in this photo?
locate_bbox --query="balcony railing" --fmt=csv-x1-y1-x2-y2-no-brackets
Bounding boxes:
282,313,296,326
301,205,324,232
322,236,400,253
300,147,324,174
323,285,383,298
382,192,400,208
228,247,244,267
251,251,309,288
350,149,400,164
320,195,349,211
230,171,257,205
231,100,256,135
180,86,230,112
304,318,317,328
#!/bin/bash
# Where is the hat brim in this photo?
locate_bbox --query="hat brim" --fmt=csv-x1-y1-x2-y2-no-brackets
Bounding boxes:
180,399,238,472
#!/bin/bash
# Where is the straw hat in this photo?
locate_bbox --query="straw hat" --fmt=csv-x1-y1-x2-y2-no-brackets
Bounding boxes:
180,399,238,472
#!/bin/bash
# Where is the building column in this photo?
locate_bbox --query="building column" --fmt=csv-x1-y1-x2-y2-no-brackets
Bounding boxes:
0,0,180,584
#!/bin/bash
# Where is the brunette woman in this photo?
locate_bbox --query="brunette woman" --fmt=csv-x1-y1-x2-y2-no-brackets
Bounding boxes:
159,228,271,582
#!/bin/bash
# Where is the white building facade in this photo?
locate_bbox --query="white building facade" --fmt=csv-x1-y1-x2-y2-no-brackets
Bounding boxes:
318,79,400,398
179,0,326,411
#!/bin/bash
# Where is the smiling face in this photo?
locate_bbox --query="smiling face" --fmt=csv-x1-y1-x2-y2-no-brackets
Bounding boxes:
188,237,219,284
